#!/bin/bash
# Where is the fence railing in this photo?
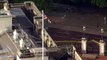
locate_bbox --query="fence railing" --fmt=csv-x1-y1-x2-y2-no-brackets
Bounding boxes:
24,1,41,16
73,46,82,60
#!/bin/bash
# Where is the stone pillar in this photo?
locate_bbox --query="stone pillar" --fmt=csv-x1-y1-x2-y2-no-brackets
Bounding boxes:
19,38,24,49
13,29,19,41
81,37,87,54
99,40,105,56
4,2,9,11
48,41,53,47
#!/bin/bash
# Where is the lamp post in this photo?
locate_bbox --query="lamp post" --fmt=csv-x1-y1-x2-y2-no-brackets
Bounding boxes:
82,26,86,38
104,17,107,24
81,26,87,54
81,37,87,54
99,28,105,56
99,40,105,56
41,10,44,60
101,28,104,40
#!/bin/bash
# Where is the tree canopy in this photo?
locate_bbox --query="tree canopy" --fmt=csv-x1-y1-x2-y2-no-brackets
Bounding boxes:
70,0,107,7
12,0,107,9
91,0,107,7
12,0,53,10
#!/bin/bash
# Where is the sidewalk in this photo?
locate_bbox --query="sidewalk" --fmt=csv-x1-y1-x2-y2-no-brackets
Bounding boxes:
49,23,107,36
47,10,107,36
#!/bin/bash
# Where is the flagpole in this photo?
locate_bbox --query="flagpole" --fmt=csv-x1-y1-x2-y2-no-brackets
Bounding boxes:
42,10,44,60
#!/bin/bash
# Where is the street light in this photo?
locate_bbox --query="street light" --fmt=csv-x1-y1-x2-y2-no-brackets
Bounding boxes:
41,10,44,60
82,26,86,38
81,26,87,54
104,17,107,24
99,28,105,56
100,28,104,40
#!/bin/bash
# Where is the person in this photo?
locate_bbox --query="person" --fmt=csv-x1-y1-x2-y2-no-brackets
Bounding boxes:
44,15,51,29
104,16,107,24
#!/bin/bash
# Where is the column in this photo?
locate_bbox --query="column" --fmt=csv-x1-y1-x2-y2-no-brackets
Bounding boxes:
19,38,24,49
13,29,19,41
48,41,52,47
99,40,105,56
81,37,87,54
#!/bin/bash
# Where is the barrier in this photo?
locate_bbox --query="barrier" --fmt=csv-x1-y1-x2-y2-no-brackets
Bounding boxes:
73,46,82,60
24,1,41,16
43,29,57,47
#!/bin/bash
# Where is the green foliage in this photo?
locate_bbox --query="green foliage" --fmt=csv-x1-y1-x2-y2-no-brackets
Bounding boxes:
70,0,90,4
91,0,107,7
13,0,35,3
13,0,107,9
70,0,81,3
71,0,107,7
13,0,53,11
35,0,53,10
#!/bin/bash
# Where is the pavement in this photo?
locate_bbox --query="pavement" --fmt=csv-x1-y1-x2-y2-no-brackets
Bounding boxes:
47,8,107,36
46,7,107,60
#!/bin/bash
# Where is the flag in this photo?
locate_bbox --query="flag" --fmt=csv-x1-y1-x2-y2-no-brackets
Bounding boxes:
44,15,51,23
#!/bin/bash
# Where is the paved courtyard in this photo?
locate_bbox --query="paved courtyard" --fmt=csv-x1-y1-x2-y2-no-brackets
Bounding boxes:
47,6,107,36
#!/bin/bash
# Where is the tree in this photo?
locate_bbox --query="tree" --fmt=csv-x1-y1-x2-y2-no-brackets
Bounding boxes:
91,0,107,7
35,0,53,10
13,0,53,10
